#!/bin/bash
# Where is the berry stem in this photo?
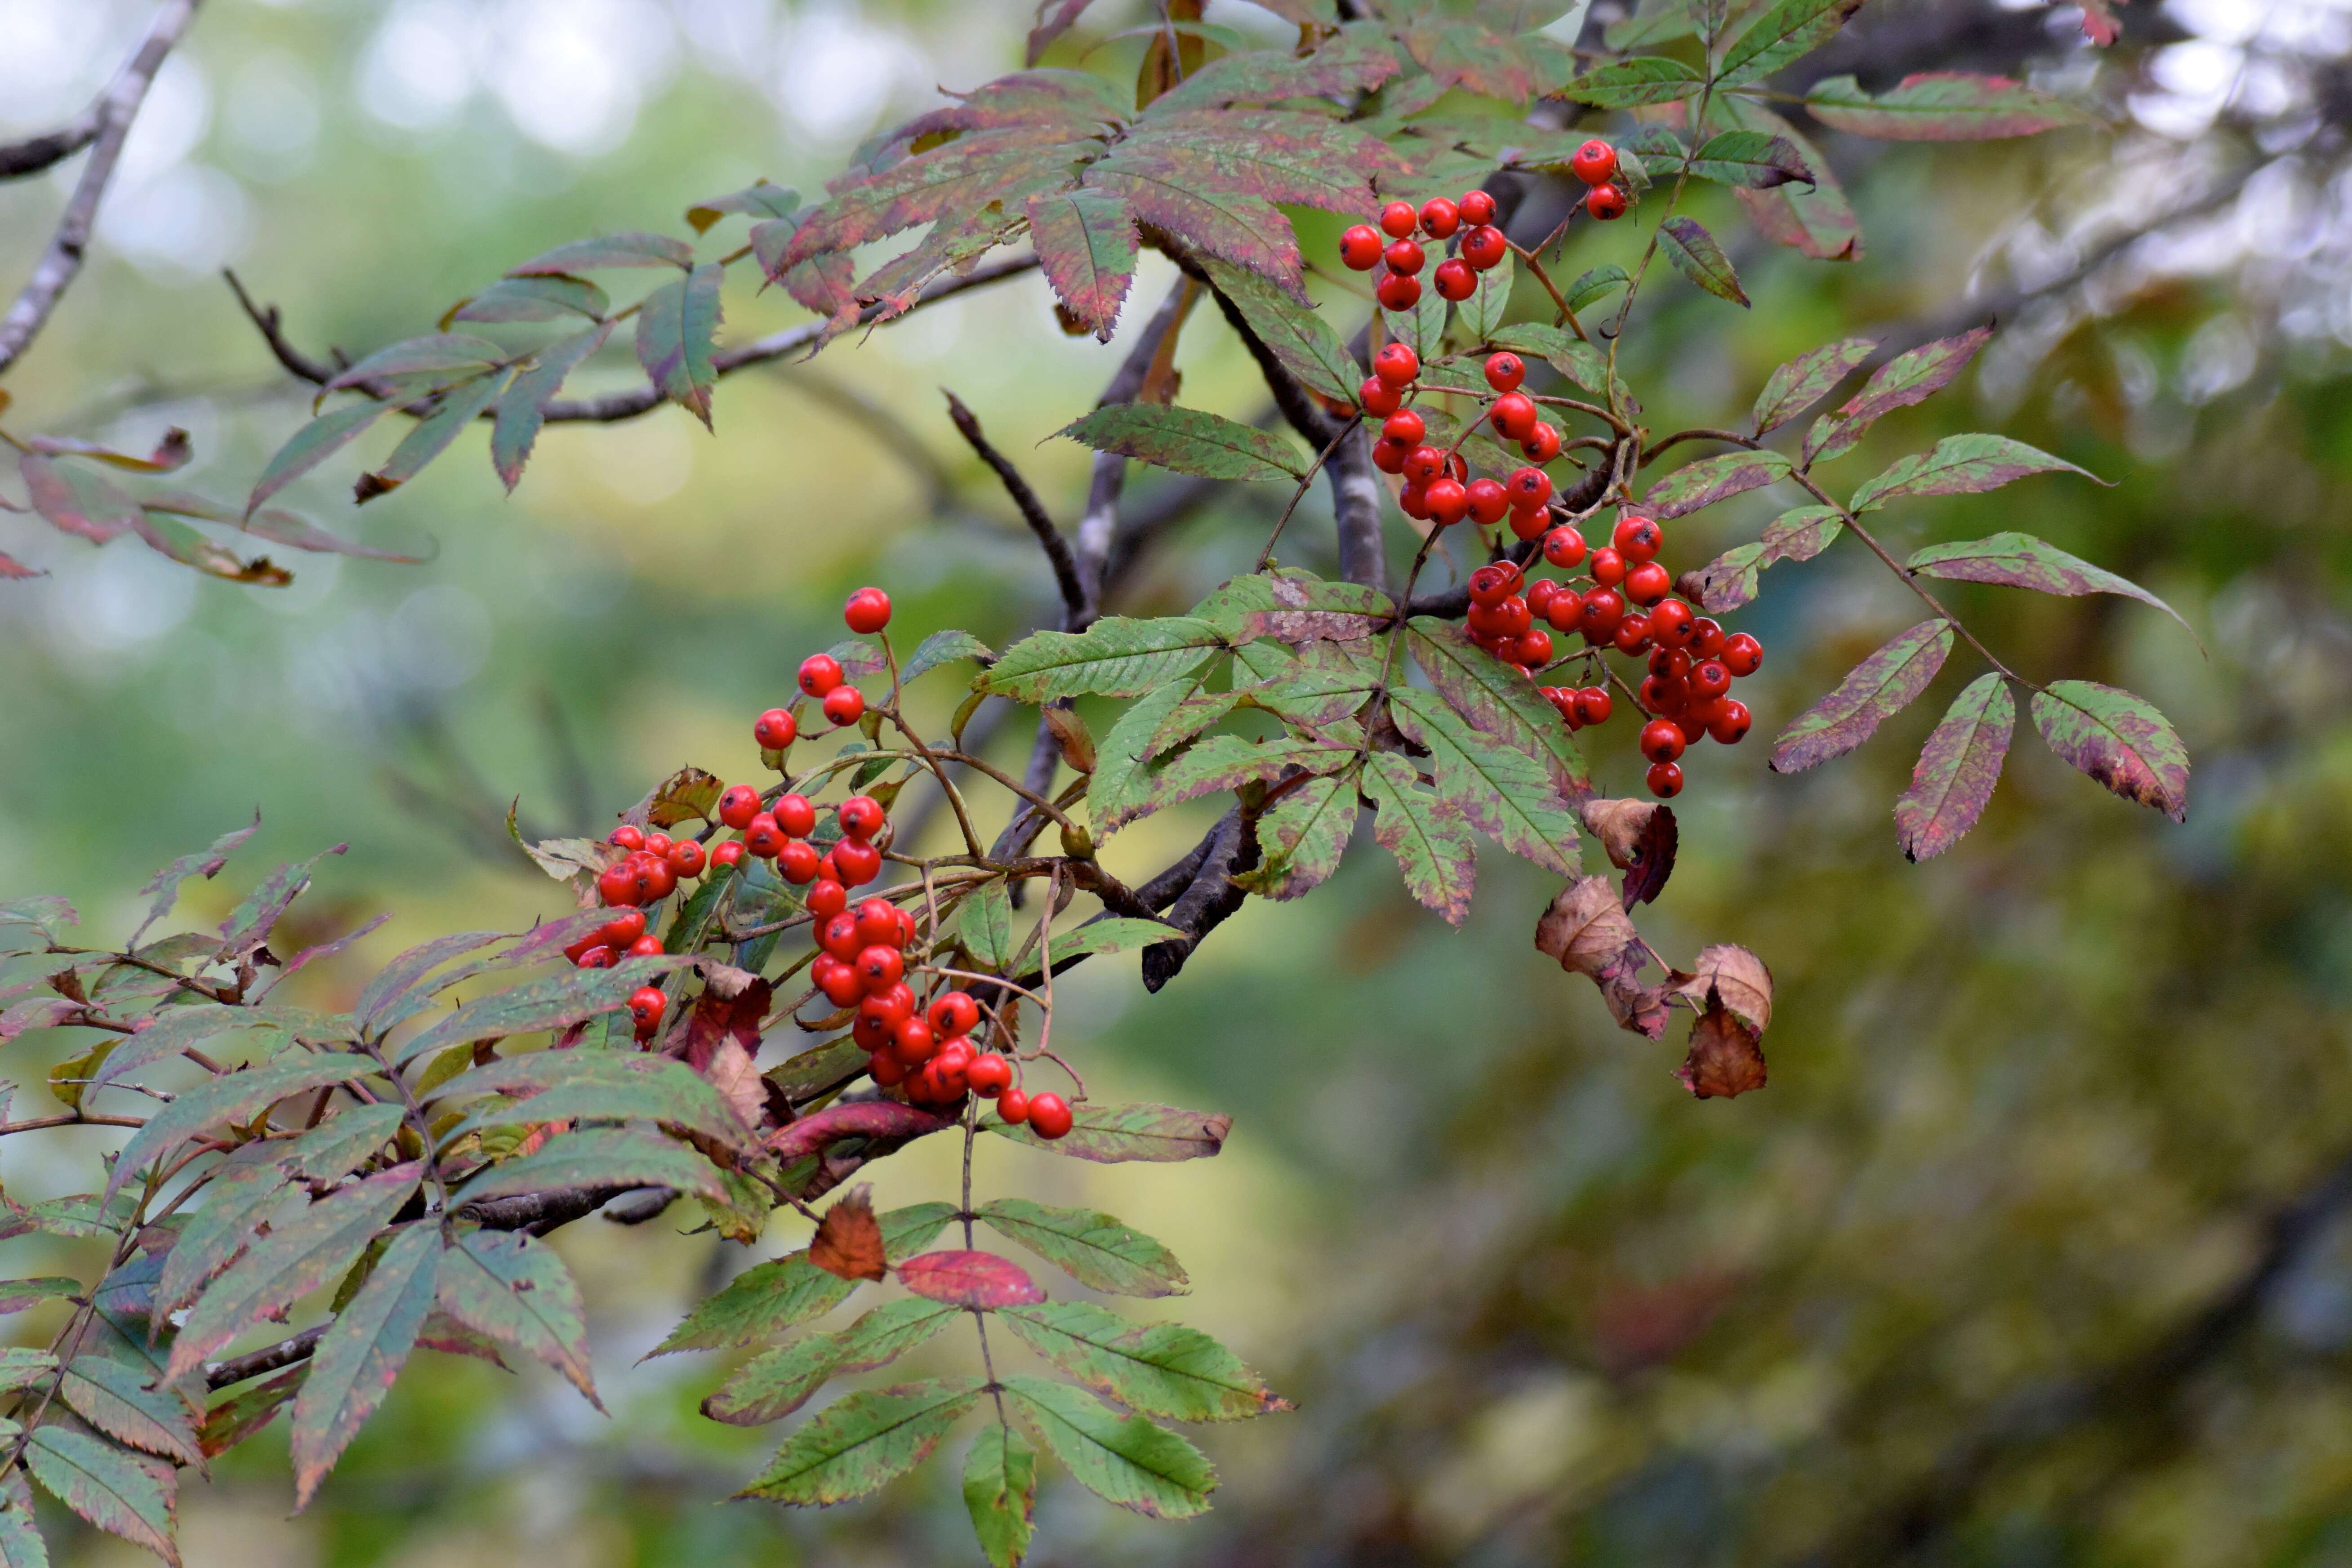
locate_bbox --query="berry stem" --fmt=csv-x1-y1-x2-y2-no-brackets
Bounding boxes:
1505,233,1590,342
1256,418,1359,572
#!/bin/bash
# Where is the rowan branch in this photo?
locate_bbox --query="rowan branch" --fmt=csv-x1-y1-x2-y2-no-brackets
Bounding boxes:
0,0,205,379
943,389,1086,622
0,113,105,183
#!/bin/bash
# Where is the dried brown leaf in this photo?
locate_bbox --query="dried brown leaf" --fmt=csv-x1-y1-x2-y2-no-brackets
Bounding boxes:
1678,1003,1768,1099
809,1185,889,1282
1673,944,1773,1033
1579,799,1679,907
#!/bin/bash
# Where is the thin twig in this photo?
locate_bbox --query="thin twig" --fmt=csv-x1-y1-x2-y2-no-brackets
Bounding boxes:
943,389,1085,620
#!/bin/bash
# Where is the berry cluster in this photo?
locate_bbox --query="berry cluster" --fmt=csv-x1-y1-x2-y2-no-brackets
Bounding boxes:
1338,140,1629,311
565,585,1074,1136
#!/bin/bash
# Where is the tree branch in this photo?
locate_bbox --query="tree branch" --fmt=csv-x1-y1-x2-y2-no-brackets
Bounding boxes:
0,113,105,183
0,0,205,379
943,389,1086,622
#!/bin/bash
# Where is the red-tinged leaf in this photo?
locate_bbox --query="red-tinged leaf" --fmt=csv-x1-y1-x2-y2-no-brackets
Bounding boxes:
854,205,1029,325
685,179,798,233
1718,0,1865,86
19,455,140,542
290,1223,438,1509
1684,130,1815,188
323,334,504,395
766,1101,951,1163
355,371,506,502
1024,186,1137,340
25,427,191,472
1643,450,1790,519
1805,326,1991,465
198,1366,305,1457
215,844,346,964
1895,673,2013,860
108,1054,383,1206
1389,688,1583,876
891,68,1131,143
1084,165,1305,298
1679,1002,1767,1099
1150,25,1402,112
2029,680,2189,822
0,551,40,580
452,1128,734,1212
508,232,694,274
443,274,607,327
130,816,256,944
1661,216,1748,307
810,1187,888,1282
493,321,613,492
1026,0,1096,65
784,129,1101,275
1563,55,1703,107
1907,529,2190,642
141,496,423,563
58,1357,201,1467
1770,620,1953,773
246,402,394,517
121,512,293,585
898,1251,1046,1308
649,1203,958,1358
1672,944,1773,1034
1362,751,1475,926
436,1229,599,1406
1714,96,1859,260
1402,622,1586,802
983,1101,1231,1163
24,1426,178,1566
1753,338,1876,434
1853,435,2099,512
1234,773,1358,901
634,263,725,428
1401,18,1576,102
1806,72,2089,140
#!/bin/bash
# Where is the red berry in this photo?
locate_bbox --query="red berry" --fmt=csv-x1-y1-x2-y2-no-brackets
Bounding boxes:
1398,482,1430,520
718,784,761,830
928,990,981,1037
1383,238,1425,276
1467,562,1517,607
595,864,641,908
1722,633,1763,677
1403,444,1446,484
1359,375,1403,417
1380,200,1418,238
1573,687,1613,726
1425,477,1468,526
1521,421,1562,463
1692,619,1728,659
861,982,915,1028
1625,560,1671,606
1614,614,1651,655
1372,437,1411,475
596,910,646,951
832,837,882,887
1418,197,1460,239
1433,257,1476,301
1691,659,1732,700
1461,224,1507,270
666,839,706,878
797,654,843,698
1570,139,1619,187
1027,1092,1074,1140
852,1007,892,1052
609,824,645,851
998,1087,1031,1125
857,944,904,992
1650,646,1693,680
1374,343,1419,386
1613,516,1662,562
1340,224,1384,270
1648,599,1696,647
1508,466,1554,511
1484,352,1525,392
853,897,900,947
744,814,784,858
1381,410,1425,446
643,832,674,859
844,586,891,634
628,985,667,1035
890,1016,937,1066
868,1051,907,1087
1646,761,1684,798
576,944,615,969
838,795,885,841
963,1052,1011,1097
1510,628,1554,668
1640,718,1687,764
1587,185,1627,221
1580,588,1626,642
1589,547,1626,588
820,912,863,962
1459,189,1497,225
1527,578,1559,617
777,839,820,882
1708,699,1752,745
1376,272,1422,310
1489,392,1537,441
1466,477,1510,526
807,878,847,920
711,840,746,870
1543,526,1587,569
626,933,664,958
774,793,817,837
1545,587,1585,632
822,685,865,727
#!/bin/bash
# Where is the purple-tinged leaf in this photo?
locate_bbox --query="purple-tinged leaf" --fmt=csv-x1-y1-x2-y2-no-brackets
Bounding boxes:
634,263,725,429
59,1357,201,1468
0,551,40,580
1907,530,2192,641
1002,1375,1215,1519
737,1378,984,1504
1770,620,1953,773
2029,680,2190,822
452,1128,731,1211
1361,751,1476,927
1150,25,1403,112
437,1229,598,1405
1718,0,1865,86
1564,55,1702,107
1806,72,2089,140
137,494,423,563
290,1224,438,1509
508,232,693,275
891,68,1131,143
1234,773,1357,901
24,1426,178,1566
89,1005,276,1090
0,895,76,954
19,455,140,542
0,1497,44,1565
1679,504,1844,611
442,275,607,328
390,953,690,1063
1660,216,1748,307
1026,187,1138,340
492,321,613,492
246,403,394,517
1752,338,1875,434
198,1365,305,1457
130,816,256,946
323,334,504,395
983,1100,1231,1163
1060,405,1309,482
1400,17,1574,102
352,929,503,1033
1644,450,1790,519
216,844,346,965
648,1203,957,1358
355,371,506,503
1853,435,2098,512
1894,673,2013,860
766,1100,950,1163
24,428,191,472
107,1053,383,1205
0,1278,80,1315
685,179,798,233
1199,258,1359,404
898,1251,1046,1308
1684,130,1814,187
1715,96,1860,261
783,130,1100,275
165,1163,423,1381
1804,326,1990,464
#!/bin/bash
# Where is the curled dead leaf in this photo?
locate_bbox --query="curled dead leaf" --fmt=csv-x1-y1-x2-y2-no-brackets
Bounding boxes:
703,1038,767,1132
808,1185,888,1282
1042,706,1097,774
1579,798,1679,907
1533,877,1638,978
1678,1003,1767,1099
1673,944,1773,1033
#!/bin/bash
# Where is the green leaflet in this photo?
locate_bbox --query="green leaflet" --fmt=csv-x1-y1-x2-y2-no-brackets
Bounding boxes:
1769,620,1953,773
999,1301,1289,1421
703,1300,960,1426
1659,216,1749,307
1201,258,1359,404
1459,248,1515,343
1563,56,1703,108
963,1423,1038,1568
290,1224,440,1507
1388,687,1582,876
2029,680,2190,824
1361,750,1475,926
634,262,725,427
1109,733,1356,833
391,954,691,1063
357,370,507,499
1806,71,2089,140
492,322,613,491
1041,917,1186,967
1751,337,1875,434
1895,673,2014,862
980,616,1227,703
1059,405,1311,483
59,1357,202,1467
1089,675,1214,832
980,1198,1189,1297
1003,1375,1216,1519
1852,434,2096,512
450,1127,733,1209
984,1101,1230,1163
957,881,1018,972
24,1426,175,1564
1027,187,1139,339
1234,772,1358,900
1717,0,1865,87
739,1377,985,1505
445,273,608,325
430,1051,753,1152
900,629,994,684
106,1051,382,1204
649,1203,957,1355
436,1229,598,1405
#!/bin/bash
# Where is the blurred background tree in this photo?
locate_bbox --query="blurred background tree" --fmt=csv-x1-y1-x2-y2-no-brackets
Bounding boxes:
3,0,2349,1563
